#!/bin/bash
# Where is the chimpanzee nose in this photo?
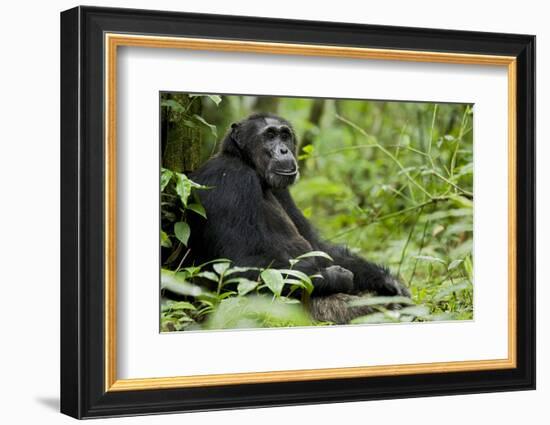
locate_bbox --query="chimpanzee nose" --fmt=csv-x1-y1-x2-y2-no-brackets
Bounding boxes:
280,147,288,155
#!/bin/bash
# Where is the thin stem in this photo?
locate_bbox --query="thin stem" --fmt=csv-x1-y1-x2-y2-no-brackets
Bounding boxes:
328,196,449,241
427,104,438,170
409,219,430,286
336,114,434,199
397,207,423,277
429,170,474,198
175,249,191,273
450,105,471,179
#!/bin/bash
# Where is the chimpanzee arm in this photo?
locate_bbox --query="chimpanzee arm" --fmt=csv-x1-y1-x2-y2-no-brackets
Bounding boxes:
318,243,410,296
273,188,410,297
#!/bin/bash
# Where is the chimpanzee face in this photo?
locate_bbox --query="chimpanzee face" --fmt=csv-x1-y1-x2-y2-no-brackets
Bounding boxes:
232,116,299,189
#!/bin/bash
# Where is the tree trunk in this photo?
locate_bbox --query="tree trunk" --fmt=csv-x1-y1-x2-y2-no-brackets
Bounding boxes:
162,94,202,173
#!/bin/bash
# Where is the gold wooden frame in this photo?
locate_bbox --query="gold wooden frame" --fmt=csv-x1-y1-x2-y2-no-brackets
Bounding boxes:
104,33,517,392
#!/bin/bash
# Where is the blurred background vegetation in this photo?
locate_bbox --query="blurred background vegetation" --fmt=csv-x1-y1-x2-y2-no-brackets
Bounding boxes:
160,93,473,331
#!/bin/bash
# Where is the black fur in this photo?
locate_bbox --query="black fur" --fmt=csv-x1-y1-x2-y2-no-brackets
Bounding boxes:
187,114,410,321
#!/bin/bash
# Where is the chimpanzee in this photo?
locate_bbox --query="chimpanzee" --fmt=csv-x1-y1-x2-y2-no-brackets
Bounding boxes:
186,113,410,323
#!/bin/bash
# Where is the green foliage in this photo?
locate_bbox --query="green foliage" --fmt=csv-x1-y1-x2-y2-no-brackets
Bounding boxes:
160,252,329,331
160,93,474,331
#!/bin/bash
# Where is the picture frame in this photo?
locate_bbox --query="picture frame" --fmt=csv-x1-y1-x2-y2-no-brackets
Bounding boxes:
60,5,535,419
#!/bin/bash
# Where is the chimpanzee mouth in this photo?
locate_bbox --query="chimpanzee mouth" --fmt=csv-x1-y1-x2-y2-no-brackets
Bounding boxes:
273,168,298,176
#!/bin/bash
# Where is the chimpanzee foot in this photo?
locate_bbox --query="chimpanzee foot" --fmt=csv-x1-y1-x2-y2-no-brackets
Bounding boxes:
379,275,411,298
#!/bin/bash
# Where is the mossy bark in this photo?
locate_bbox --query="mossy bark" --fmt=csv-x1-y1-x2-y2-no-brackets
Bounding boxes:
162,94,202,173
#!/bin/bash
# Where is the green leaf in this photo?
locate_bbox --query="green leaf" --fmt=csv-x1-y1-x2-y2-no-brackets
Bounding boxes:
399,305,430,317
448,259,464,271
302,144,314,154
351,311,400,324
225,266,260,276
413,255,446,264
213,262,231,276
295,251,334,262
182,119,197,128
277,269,314,294
463,256,474,281
236,278,259,296
161,269,203,297
283,278,314,294
348,296,414,308
196,271,219,282
193,114,217,138
449,194,473,209
174,221,190,246
162,301,196,312
186,203,207,218
160,230,172,248
261,269,285,297
160,168,173,191
175,173,192,206
277,269,311,282
207,95,222,106
161,99,185,113
434,281,472,301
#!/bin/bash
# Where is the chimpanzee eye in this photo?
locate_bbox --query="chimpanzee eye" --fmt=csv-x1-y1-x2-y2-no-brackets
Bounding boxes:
265,131,275,140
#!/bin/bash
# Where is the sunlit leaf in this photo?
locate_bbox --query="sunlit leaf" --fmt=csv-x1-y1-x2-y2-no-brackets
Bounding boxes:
160,168,173,191
448,259,464,271
196,271,219,282
295,250,333,262
236,279,259,296
348,296,414,308
213,262,231,276
161,269,202,297
175,173,192,206
207,95,222,106
160,230,172,248
413,255,446,264
434,281,472,301
261,269,285,297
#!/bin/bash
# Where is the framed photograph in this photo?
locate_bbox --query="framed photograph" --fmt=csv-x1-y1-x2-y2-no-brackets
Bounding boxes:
60,6,535,419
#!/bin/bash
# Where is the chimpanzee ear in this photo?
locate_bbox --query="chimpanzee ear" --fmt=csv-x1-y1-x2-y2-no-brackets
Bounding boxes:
230,122,244,148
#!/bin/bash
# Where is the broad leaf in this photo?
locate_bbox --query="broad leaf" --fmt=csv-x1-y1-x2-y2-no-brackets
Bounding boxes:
174,221,190,246
160,99,185,113
175,173,192,206
348,296,414,308
236,279,259,296
261,269,285,297
193,114,217,138
207,95,222,106
186,203,207,218
160,168,173,191
213,262,231,276
160,269,202,297
196,271,219,282
295,250,334,262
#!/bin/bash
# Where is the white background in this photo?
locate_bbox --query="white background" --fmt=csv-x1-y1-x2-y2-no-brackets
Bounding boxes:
0,0,545,423
118,48,508,378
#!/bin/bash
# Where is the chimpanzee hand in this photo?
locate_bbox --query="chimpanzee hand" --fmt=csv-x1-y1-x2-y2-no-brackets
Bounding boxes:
316,265,354,295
